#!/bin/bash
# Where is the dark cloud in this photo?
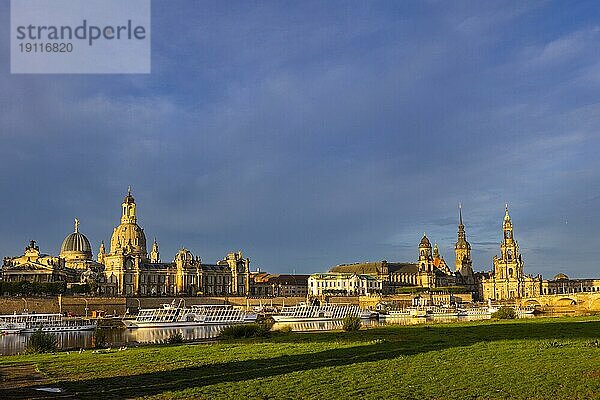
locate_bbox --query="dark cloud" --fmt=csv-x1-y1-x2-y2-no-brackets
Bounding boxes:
1,1,600,278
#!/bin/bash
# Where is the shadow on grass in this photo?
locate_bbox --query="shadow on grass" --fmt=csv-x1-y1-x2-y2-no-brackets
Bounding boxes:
5,319,600,399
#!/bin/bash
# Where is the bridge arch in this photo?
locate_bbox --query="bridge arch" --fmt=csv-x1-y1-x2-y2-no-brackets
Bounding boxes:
555,297,577,306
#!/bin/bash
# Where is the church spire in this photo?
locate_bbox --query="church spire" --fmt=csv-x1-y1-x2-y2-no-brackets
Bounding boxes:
503,204,514,241
455,203,473,276
457,203,467,244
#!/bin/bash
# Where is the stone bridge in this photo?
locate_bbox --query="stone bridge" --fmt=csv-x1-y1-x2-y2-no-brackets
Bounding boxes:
516,292,600,313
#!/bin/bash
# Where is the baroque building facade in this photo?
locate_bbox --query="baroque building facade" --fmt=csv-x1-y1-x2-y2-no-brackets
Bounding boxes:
100,189,251,296
1,240,77,283
328,205,478,296
328,212,473,295
308,272,382,296
1,189,251,297
480,206,542,301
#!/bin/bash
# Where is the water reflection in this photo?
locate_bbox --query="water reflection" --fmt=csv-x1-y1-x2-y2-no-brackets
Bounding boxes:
0,325,228,356
0,313,539,356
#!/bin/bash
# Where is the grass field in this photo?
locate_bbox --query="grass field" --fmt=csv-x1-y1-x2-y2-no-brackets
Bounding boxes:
1,316,599,399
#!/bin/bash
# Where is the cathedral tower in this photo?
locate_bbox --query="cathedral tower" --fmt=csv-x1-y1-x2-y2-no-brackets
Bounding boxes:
494,204,523,280
455,203,473,277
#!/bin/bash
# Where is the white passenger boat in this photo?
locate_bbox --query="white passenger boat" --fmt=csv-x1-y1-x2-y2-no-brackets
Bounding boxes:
272,303,370,322
1,322,23,334
379,309,412,318
123,302,257,328
428,306,461,317
457,307,492,316
0,313,96,333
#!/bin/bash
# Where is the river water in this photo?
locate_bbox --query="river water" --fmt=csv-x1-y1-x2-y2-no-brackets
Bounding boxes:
0,314,530,356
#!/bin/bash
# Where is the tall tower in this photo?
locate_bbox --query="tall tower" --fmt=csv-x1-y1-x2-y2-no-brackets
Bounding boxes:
150,238,160,263
418,234,432,270
494,204,523,280
417,234,434,287
455,203,473,277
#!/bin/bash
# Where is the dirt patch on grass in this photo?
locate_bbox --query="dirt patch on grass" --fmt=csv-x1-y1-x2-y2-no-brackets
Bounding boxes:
583,370,600,378
0,363,71,399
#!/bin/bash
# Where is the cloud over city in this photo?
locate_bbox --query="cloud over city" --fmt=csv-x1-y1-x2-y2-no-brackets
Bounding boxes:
1,1,600,277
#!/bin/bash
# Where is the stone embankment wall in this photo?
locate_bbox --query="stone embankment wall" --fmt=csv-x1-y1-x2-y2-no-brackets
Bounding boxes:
0,297,128,316
2,293,596,315
0,296,308,316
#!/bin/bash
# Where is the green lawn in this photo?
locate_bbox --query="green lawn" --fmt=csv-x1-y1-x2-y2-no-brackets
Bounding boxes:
1,317,599,399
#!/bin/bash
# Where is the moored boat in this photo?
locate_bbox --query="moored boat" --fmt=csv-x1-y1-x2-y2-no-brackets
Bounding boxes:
123,302,257,329
272,303,370,322
379,309,412,318
0,313,96,333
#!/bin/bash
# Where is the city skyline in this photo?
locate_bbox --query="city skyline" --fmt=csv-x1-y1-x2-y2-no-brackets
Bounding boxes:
2,1,600,277
0,188,578,279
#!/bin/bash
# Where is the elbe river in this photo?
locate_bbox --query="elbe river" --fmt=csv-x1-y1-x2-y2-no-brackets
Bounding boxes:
0,314,520,355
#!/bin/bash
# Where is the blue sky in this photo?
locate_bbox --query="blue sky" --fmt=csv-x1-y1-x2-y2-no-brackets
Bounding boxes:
1,1,600,278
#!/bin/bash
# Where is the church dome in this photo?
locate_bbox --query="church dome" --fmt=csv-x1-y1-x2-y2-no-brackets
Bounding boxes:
60,219,92,260
419,234,431,247
110,223,147,256
553,273,569,281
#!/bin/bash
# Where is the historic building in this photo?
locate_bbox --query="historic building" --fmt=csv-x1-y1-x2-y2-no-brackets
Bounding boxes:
455,204,475,286
59,219,105,284
99,189,251,296
480,206,543,301
250,273,309,297
1,217,106,285
308,272,382,296
326,206,478,297
541,273,600,295
328,233,460,294
1,240,78,283
1,189,251,297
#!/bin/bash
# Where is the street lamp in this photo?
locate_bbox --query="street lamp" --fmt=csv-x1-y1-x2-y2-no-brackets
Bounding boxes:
83,299,89,318
22,298,28,313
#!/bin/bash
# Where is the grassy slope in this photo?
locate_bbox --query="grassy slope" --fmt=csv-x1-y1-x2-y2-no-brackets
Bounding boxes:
1,317,599,399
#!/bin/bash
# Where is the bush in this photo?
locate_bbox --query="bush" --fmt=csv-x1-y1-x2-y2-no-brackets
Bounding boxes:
166,332,184,344
342,315,362,331
25,329,57,354
219,323,271,339
491,306,517,320
93,328,108,349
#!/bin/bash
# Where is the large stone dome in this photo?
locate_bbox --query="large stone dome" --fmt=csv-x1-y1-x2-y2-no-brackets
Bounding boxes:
110,223,147,255
60,219,93,262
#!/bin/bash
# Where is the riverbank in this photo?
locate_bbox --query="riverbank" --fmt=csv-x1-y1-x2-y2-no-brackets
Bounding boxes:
1,316,599,399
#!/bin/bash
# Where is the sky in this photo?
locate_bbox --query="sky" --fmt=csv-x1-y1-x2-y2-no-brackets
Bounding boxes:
1,1,600,278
